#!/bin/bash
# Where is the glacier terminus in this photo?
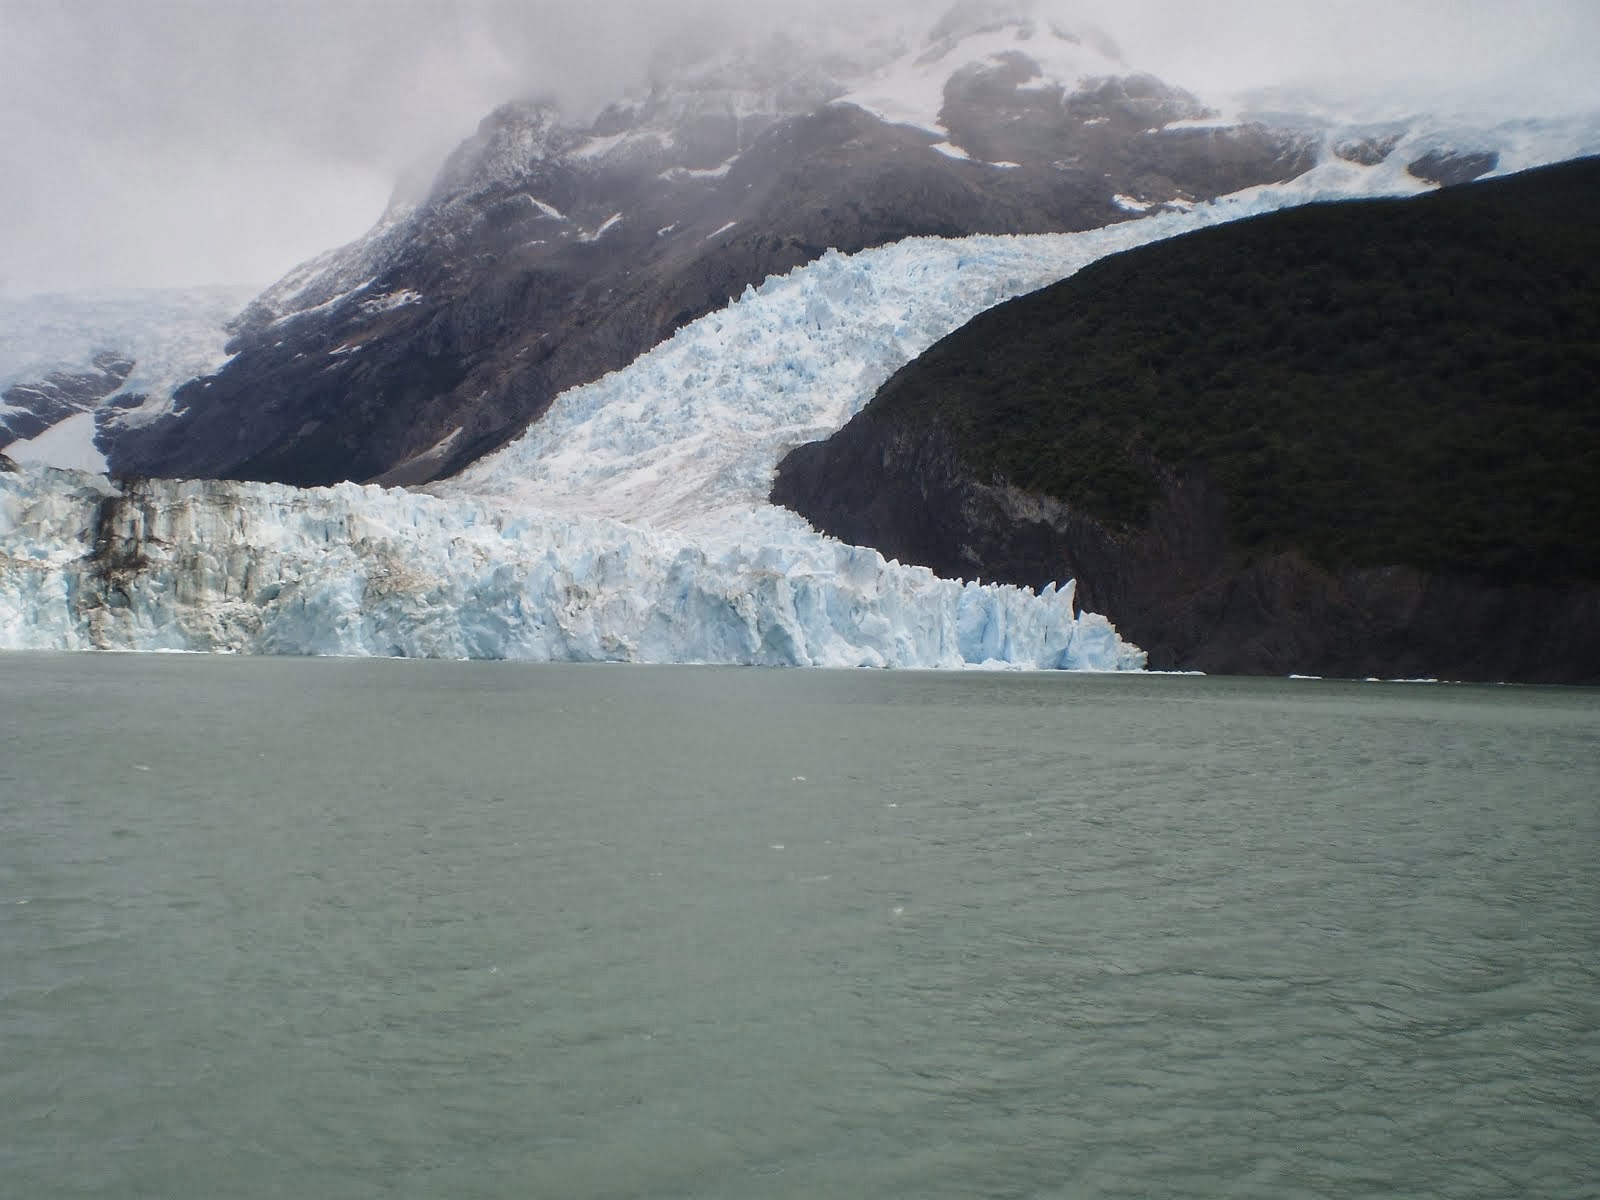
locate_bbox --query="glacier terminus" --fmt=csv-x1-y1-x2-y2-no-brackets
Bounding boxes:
0,160,1587,671
0,465,1133,669
1,217,1260,670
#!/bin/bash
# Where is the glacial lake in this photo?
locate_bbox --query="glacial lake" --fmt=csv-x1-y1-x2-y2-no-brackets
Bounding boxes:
1,652,1596,1198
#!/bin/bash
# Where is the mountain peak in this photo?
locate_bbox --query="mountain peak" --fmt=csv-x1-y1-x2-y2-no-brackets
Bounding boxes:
427,100,576,205
839,7,1139,140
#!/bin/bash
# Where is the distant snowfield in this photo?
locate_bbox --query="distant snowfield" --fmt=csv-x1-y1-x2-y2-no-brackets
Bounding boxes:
4,413,107,474
0,284,258,436
836,22,1126,136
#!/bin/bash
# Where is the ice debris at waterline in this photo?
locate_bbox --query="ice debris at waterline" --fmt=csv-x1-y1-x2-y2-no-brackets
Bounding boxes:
0,466,1140,669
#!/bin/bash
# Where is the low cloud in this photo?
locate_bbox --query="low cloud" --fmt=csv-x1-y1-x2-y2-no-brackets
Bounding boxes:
1,0,1595,294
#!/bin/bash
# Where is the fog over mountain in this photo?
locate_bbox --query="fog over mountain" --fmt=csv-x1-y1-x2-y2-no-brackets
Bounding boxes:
2,0,1596,295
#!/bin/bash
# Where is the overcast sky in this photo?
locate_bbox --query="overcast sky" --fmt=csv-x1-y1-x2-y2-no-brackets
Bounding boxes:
1,0,1596,296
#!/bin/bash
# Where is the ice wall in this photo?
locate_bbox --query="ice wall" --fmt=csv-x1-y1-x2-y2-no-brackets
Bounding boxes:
0,465,1139,669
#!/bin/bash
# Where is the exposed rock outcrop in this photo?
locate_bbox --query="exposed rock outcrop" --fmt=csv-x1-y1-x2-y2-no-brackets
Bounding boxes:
0,350,134,447
1408,148,1500,185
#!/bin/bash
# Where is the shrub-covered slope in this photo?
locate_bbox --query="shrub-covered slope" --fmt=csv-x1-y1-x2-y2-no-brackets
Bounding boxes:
774,158,1600,681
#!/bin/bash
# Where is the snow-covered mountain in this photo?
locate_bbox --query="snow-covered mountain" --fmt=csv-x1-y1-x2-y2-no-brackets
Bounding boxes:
0,171,1492,668
9,7,1595,488
88,9,1342,487
0,286,256,471
3,4,1598,672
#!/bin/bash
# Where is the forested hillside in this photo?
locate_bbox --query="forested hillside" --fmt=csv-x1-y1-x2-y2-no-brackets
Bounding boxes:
775,158,1600,679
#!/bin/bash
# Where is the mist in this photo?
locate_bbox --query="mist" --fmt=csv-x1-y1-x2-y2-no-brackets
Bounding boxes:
2,0,1596,295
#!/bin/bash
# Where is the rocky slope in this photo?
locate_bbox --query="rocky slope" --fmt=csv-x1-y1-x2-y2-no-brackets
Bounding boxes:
772,158,1600,683
0,352,134,445
0,283,261,464
99,7,1351,487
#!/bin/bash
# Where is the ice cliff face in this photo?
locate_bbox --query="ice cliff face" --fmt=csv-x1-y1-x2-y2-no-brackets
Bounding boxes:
0,465,1136,669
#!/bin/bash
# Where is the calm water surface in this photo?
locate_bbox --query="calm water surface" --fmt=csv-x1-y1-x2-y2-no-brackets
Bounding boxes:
1,653,1596,1198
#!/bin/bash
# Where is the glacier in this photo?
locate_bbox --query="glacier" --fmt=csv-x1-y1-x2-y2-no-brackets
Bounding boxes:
440,141,1508,541
0,162,1588,670
0,467,1133,669
0,285,258,428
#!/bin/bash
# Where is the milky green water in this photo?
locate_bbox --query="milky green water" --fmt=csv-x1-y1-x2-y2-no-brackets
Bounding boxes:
1,653,1596,1199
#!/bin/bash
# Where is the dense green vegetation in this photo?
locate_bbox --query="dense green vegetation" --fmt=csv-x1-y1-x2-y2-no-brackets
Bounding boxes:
873,158,1600,581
